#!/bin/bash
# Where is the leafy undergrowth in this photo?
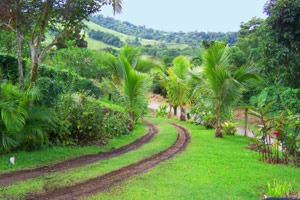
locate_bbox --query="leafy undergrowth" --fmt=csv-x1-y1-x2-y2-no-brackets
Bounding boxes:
0,118,178,199
88,119,300,200
0,122,147,173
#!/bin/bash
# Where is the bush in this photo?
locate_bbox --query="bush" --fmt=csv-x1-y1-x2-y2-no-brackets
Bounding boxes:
0,54,27,83
38,65,101,106
156,104,168,117
53,93,130,145
266,180,292,198
37,77,65,106
221,121,237,135
0,83,56,153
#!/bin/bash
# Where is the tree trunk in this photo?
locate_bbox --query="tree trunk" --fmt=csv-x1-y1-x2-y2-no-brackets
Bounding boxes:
16,32,24,84
173,106,177,116
128,110,133,131
180,106,185,121
215,107,223,137
244,108,248,136
168,105,172,118
30,61,39,83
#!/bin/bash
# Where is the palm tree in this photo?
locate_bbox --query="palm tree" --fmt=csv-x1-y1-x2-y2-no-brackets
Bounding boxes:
119,45,163,73
117,55,148,130
100,45,161,100
197,43,261,137
163,57,191,121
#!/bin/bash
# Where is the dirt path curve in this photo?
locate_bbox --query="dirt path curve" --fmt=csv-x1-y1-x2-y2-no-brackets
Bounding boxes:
0,120,158,187
24,122,190,200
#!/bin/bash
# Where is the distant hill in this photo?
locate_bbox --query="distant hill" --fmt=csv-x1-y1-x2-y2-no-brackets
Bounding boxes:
89,15,238,47
84,21,188,50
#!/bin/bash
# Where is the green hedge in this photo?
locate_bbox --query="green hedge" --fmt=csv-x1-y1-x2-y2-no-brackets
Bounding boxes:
38,65,101,106
37,65,101,105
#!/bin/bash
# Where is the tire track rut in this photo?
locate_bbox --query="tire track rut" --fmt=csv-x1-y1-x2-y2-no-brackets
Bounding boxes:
24,121,190,200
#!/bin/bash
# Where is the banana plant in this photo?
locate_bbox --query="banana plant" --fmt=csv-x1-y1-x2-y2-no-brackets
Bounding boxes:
241,90,276,162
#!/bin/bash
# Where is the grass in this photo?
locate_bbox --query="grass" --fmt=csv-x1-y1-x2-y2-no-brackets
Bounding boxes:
0,117,178,199
0,122,147,173
87,118,300,200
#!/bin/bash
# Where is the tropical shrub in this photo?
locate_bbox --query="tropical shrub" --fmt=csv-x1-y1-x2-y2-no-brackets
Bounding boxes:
156,104,168,117
273,113,300,162
266,180,292,198
203,111,216,129
0,83,56,152
221,121,237,135
53,93,130,145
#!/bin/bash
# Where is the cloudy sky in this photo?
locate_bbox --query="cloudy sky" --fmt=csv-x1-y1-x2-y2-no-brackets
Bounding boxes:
100,0,268,32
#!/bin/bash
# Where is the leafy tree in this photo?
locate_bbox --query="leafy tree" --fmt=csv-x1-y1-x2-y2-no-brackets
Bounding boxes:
195,43,261,137
56,24,88,49
261,0,300,88
0,0,123,83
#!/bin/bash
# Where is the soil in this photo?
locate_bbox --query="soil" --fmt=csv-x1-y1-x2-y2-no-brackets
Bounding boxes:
234,109,261,125
148,93,165,103
24,122,190,200
244,143,273,154
0,120,158,187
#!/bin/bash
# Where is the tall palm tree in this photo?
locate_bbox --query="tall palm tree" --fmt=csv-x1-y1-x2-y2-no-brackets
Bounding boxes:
163,56,191,121
117,55,148,130
197,43,261,137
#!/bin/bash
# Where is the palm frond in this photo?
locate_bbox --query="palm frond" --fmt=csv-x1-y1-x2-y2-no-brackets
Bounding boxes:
135,57,163,73
112,0,123,15
119,45,140,69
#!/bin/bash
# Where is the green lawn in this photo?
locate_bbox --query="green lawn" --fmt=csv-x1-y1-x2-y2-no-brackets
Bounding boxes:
0,118,178,199
88,119,300,200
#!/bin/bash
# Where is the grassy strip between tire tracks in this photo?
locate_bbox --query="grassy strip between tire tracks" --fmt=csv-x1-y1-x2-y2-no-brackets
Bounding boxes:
87,118,300,200
0,118,178,199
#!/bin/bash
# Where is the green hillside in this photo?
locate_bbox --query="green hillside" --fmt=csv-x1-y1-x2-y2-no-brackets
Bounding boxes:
84,21,188,50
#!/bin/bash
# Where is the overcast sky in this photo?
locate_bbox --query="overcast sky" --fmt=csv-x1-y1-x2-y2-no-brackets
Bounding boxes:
99,0,268,32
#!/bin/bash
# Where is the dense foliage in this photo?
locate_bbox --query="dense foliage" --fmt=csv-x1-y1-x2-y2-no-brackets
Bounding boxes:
88,29,124,47
0,54,27,83
53,93,130,145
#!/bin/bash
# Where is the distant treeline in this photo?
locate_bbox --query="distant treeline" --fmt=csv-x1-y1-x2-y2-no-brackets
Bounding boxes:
88,29,124,48
90,15,238,46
